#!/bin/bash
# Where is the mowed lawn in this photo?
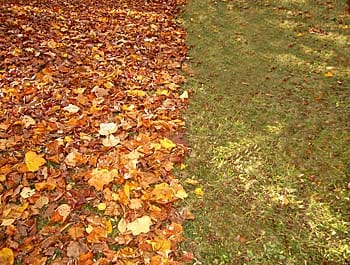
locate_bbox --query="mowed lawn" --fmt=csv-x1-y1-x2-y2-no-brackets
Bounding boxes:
180,0,350,264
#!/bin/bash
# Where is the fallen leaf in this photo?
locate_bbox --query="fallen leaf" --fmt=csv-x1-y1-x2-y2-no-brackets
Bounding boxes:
97,203,106,211
88,168,116,191
103,81,114,89
129,199,142,210
56,204,71,222
34,196,49,209
126,216,152,236
22,115,36,128
65,149,84,167
99,122,118,136
67,241,81,258
20,187,36,199
324,71,334,77
160,138,176,150
25,151,46,172
63,104,80,113
194,187,204,196
1,202,28,226
102,134,120,147
0,248,14,265
118,218,127,234
179,90,188,99
68,225,85,240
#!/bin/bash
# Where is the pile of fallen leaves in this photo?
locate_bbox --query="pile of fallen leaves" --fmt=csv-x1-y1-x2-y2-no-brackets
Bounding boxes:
0,0,194,264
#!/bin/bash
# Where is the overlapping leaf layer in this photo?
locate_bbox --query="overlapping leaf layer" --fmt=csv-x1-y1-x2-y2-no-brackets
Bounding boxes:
0,0,191,264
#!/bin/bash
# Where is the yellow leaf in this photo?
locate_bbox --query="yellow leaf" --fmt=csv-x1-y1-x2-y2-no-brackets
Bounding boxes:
103,81,114,89
1,219,15,226
151,183,175,203
148,238,171,254
34,196,49,209
0,247,14,265
160,138,176,150
25,151,46,172
105,219,113,234
324,71,333,77
97,203,106,211
156,89,170,96
195,187,204,196
126,216,152,236
127,90,146,97
180,163,188,170
129,199,142,210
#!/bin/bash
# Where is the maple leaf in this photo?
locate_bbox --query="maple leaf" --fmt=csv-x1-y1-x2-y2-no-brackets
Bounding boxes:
25,151,46,172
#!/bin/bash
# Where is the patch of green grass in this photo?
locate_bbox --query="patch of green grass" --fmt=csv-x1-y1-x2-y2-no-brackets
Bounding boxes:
181,0,350,264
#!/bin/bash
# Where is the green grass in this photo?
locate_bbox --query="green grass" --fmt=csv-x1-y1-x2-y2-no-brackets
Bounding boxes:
180,0,350,264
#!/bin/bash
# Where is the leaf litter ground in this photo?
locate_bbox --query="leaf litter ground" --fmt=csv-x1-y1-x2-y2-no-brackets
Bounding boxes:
0,0,193,264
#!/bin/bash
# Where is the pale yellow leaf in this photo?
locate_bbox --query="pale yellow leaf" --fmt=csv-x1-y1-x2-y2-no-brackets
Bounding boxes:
20,187,36,199
102,134,120,147
179,90,188,99
118,218,127,234
126,215,152,236
22,115,35,128
1,219,15,226
86,225,93,234
99,122,118,136
63,104,80,113
34,196,49,208
129,199,142,210
175,189,188,200
57,204,71,222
